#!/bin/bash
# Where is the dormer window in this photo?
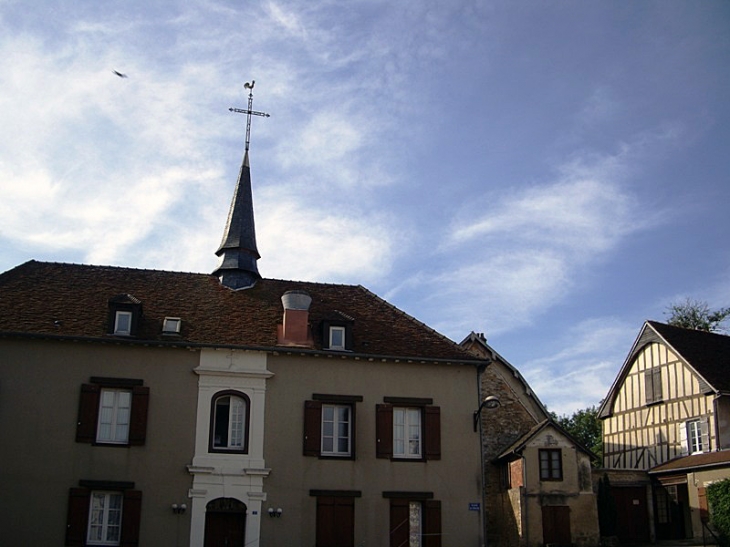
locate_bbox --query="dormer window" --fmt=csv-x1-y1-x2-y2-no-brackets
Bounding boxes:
108,294,142,337
114,311,133,335
329,326,346,350
322,312,354,351
162,317,181,335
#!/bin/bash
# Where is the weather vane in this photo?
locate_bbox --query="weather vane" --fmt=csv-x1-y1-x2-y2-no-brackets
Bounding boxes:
229,80,270,153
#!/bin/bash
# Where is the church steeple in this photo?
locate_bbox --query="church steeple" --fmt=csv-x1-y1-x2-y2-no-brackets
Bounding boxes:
213,81,270,290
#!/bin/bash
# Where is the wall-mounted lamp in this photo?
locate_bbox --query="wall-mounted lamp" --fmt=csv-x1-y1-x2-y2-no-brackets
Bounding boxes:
171,503,187,515
267,507,283,518
473,395,501,431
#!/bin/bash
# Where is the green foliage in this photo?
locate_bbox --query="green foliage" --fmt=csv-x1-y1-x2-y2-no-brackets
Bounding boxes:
708,479,730,545
597,474,617,537
665,298,730,333
551,405,603,465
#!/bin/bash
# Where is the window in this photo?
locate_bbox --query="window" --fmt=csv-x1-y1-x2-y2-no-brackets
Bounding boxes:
321,317,353,351
385,493,441,547
88,492,123,545
114,311,132,335
329,326,346,350
107,294,142,336
162,317,181,334
65,483,141,547
304,395,362,459
394,407,421,458
644,368,663,404
539,449,563,481
311,490,360,547
210,391,249,452
683,418,709,455
376,398,440,461
97,389,131,444
322,404,351,456
76,378,149,446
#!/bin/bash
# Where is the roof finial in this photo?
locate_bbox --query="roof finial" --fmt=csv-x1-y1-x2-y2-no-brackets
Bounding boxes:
229,80,270,155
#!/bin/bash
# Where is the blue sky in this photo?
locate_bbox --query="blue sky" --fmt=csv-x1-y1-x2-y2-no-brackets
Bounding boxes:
1,1,728,415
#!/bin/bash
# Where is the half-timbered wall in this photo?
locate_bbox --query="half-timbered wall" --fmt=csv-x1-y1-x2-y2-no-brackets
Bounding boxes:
603,342,716,470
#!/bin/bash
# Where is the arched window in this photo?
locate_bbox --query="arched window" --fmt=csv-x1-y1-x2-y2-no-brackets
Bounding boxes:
210,391,250,453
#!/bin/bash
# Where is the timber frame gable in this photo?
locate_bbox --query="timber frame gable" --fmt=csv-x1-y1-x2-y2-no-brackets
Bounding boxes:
599,321,730,470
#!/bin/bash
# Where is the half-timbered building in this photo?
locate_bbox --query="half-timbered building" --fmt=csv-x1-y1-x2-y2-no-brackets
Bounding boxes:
599,320,730,543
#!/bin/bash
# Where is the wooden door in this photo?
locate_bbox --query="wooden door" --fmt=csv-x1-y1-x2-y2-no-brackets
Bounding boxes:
204,499,246,547
542,505,571,546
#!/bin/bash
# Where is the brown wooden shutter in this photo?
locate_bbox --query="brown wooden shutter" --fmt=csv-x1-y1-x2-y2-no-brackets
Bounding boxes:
334,497,355,547
315,496,355,547
120,490,142,546
76,383,100,443
128,386,149,446
423,499,442,547
65,488,90,546
389,498,409,547
376,404,393,459
424,406,441,460
304,400,322,456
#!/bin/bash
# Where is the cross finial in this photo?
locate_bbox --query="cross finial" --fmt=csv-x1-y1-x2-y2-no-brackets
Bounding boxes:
229,80,270,153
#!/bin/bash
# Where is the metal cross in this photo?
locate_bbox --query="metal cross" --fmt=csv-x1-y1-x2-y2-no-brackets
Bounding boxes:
229,80,270,153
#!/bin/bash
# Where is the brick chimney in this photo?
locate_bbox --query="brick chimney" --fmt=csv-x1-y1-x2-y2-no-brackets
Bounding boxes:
277,290,313,347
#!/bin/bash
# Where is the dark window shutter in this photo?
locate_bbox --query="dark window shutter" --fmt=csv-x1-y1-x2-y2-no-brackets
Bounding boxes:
423,499,442,547
76,383,100,443
424,406,441,460
376,404,393,459
316,496,354,547
304,400,323,456
120,490,142,546
334,497,355,547
65,488,90,546
128,386,150,446
389,498,409,547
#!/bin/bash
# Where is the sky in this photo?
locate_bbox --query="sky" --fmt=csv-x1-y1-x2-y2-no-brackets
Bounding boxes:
1,0,729,415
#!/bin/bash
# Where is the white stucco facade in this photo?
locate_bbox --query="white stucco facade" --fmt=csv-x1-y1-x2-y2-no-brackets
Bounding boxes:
188,348,273,547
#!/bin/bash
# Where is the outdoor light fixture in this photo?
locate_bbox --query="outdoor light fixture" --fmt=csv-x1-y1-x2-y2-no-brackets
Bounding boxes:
473,395,501,431
171,503,187,515
267,507,283,518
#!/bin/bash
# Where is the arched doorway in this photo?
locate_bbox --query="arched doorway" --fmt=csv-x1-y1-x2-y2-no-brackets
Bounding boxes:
204,498,247,547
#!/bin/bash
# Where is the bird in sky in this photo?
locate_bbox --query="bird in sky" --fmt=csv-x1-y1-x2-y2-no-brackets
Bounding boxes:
113,70,128,78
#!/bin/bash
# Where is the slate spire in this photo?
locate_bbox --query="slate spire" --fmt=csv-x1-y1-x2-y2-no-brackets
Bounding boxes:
213,81,269,290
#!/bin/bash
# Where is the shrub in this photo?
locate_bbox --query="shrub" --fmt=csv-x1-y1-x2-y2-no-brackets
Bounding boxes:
707,478,730,546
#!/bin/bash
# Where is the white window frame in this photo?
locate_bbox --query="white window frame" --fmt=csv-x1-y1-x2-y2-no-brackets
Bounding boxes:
113,311,132,335
87,491,123,546
213,395,246,450
393,407,422,458
162,317,181,334
321,404,352,456
96,389,131,444
329,326,346,350
687,419,706,455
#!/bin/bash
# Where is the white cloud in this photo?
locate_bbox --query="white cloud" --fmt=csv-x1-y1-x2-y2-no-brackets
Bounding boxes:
520,318,637,415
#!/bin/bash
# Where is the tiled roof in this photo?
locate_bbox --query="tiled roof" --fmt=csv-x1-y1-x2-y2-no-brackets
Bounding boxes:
0,260,482,363
649,449,730,474
648,321,730,393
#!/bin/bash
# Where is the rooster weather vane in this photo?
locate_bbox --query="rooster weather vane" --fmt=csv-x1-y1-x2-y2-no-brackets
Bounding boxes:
229,80,270,153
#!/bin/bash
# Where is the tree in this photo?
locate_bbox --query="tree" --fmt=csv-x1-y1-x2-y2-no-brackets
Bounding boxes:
551,405,603,465
665,298,730,333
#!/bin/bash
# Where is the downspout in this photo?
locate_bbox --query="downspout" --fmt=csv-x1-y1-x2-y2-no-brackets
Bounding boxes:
477,361,488,547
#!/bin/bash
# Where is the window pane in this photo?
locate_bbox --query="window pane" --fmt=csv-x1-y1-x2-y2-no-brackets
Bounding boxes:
214,397,230,447
322,404,351,455
230,396,245,447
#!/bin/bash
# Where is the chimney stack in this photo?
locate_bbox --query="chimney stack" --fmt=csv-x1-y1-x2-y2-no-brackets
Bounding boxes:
278,290,313,347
